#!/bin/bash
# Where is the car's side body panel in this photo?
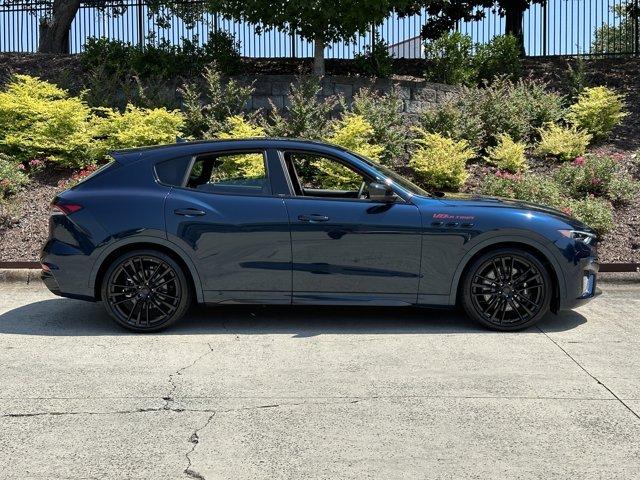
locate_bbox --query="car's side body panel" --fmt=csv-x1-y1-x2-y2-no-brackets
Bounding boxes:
284,197,422,305
165,188,292,304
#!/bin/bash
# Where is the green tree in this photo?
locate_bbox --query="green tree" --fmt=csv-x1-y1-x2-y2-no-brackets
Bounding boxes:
207,0,405,75
399,1,546,54
0,0,205,53
592,4,639,54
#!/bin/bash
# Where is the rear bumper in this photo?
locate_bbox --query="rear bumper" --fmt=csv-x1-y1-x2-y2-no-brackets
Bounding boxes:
40,238,96,301
41,268,96,301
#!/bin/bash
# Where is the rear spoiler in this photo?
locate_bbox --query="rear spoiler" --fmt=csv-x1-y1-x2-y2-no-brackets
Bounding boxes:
109,150,143,165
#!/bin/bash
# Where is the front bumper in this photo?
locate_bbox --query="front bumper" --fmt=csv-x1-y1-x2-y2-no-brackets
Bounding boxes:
560,256,600,310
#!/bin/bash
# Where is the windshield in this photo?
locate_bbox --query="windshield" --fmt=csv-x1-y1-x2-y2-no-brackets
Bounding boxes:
350,152,431,197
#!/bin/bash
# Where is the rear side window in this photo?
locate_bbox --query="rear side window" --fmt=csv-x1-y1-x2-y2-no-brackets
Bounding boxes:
155,156,191,186
185,151,270,195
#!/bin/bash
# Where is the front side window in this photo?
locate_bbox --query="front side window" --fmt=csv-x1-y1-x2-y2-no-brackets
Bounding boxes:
284,152,370,199
186,151,269,195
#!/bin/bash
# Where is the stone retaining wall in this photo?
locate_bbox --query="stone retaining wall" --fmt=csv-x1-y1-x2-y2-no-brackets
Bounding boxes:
236,74,458,113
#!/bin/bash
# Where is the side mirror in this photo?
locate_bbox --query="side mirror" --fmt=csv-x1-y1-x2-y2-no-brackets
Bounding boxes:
368,182,397,202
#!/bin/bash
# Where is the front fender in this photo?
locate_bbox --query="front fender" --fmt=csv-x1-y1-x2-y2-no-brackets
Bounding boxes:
445,231,566,306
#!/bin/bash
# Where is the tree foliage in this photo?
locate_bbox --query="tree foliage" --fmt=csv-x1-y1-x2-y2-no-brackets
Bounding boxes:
206,0,407,74
399,1,546,53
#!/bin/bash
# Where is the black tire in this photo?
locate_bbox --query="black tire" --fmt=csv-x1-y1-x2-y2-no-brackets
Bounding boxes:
461,248,552,331
101,249,192,332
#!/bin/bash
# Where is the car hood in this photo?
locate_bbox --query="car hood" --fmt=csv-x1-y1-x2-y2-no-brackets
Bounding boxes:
430,192,593,232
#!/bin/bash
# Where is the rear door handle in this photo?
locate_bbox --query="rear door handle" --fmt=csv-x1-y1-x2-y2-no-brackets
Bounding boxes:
298,214,330,223
174,208,206,217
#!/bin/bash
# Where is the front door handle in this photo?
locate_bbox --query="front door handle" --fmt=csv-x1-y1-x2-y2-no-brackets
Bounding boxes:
298,214,330,223
174,208,206,217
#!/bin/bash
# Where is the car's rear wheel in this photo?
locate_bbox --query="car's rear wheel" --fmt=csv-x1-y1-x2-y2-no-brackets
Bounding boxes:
461,248,552,331
101,250,191,332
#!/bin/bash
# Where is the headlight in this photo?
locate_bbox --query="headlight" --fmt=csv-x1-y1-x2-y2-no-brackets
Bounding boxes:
559,229,597,245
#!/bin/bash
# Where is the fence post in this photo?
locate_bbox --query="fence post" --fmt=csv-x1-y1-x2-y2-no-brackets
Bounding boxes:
542,1,547,56
137,2,144,47
291,31,296,58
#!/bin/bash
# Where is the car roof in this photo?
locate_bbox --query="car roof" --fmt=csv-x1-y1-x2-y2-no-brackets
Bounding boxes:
110,138,351,164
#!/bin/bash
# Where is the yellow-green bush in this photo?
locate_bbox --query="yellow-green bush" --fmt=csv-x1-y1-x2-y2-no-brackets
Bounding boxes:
535,124,591,161
409,130,474,190
217,115,266,139
95,104,184,150
484,134,527,172
0,75,101,167
326,114,384,162
0,75,185,168
567,86,626,140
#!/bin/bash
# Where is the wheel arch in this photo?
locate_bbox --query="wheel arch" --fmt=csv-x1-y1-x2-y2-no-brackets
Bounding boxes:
90,237,204,303
449,237,565,313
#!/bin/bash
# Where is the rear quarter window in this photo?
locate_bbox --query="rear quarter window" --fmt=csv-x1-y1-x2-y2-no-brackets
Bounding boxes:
155,156,191,186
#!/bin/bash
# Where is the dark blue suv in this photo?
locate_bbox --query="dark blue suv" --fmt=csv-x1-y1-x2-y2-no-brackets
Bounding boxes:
41,139,599,332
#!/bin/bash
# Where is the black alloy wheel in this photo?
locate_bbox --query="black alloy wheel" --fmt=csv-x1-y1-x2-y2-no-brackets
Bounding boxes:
461,248,551,331
101,250,191,332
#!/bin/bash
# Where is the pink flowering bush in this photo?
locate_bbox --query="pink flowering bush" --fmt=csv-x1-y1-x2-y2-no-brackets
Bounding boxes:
0,153,29,197
480,171,563,207
553,154,639,204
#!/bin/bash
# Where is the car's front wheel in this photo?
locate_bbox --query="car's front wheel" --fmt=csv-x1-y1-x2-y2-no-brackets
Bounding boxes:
461,248,552,331
101,250,192,332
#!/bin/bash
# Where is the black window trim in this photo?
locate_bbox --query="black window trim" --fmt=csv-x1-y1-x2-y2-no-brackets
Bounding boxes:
276,148,408,204
167,148,277,198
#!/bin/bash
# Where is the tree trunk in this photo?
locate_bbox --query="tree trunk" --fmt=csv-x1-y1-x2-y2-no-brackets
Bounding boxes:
504,3,526,56
38,0,81,53
313,38,325,76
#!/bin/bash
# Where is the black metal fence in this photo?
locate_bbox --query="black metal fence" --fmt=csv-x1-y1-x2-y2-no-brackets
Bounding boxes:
1,0,639,57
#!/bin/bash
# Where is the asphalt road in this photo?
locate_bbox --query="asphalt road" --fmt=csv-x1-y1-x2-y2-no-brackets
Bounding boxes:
1,281,639,480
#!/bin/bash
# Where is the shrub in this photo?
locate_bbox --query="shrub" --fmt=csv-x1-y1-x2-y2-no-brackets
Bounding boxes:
82,33,242,79
354,34,394,77
94,104,184,150
326,113,384,162
264,77,339,139
423,32,475,86
567,86,626,140
563,196,614,235
473,35,523,83
419,100,485,151
0,75,100,167
180,65,254,139
217,115,265,139
419,78,565,151
350,87,408,166
484,134,527,172
480,171,564,207
0,154,28,197
201,30,242,75
409,130,474,190
553,154,639,204
536,124,591,161
565,57,589,101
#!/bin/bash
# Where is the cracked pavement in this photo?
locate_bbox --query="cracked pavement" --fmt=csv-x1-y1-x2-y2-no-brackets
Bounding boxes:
0,282,639,479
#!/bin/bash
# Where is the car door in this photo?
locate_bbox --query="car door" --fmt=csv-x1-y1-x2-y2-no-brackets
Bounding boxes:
280,150,422,305
164,149,292,304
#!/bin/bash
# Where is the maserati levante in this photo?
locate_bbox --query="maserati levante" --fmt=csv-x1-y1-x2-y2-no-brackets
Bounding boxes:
41,139,599,332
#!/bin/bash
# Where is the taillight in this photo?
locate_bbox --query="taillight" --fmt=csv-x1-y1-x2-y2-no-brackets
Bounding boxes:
51,201,83,215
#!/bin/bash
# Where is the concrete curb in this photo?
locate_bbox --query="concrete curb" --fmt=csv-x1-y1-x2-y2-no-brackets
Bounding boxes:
0,269,43,284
